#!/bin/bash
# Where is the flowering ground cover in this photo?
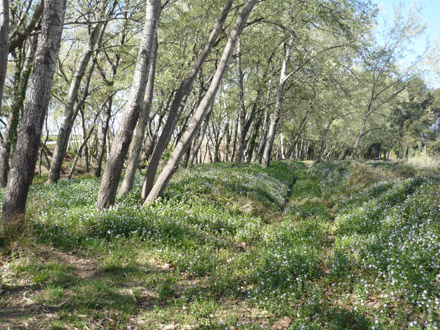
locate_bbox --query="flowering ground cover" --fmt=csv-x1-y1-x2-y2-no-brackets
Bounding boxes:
0,161,439,329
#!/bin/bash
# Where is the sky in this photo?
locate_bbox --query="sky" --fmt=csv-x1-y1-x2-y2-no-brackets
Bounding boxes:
372,0,440,63
371,0,440,88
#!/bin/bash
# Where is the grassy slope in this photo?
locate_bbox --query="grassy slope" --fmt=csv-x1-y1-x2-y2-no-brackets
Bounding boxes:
0,161,439,329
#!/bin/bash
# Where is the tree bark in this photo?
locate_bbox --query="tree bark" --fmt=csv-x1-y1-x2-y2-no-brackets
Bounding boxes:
0,43,36,187
94,95,112,178
285,113,308,159
235,50,273,164
255,80,272,163
0,0,8,115
188,104,213,166
48,2,113,183
234,38,247,163
318,117,335,160
262,31,295,168
143,0,257,206
141,0,234,200
119,36,158,195
97,0,160,208
349,110,370,161
68,121,97,179
2,0,67,233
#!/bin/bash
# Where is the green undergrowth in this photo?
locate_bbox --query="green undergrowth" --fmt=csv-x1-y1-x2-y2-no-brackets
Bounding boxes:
1,160,439,329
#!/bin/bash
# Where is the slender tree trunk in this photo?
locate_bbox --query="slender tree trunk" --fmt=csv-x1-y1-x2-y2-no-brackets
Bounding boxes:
318,117,334,160
79,107,89,172
0,0,8,114
231,113,239,162
262,32,295,168
68,124,96,179
235,38,247,163
143,0,257,206
325,144,337,161
0,52,23,187
141,0,234,200
280,133,285,159
246,109,263,162
286,114,309,159
188,104,213,166
94,8,126,178
48,6,111,183
304,140,310,160
255,109,269,163
0,37,37,187
39,117,50,175
255,80,272,163
224,121,231,162
95,96,112,177
2,0,66,233
235,51,272,164
97,0,160,208
349,111,370,161
119,36,158,195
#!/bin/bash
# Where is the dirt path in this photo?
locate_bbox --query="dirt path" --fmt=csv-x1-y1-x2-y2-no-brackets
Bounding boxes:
0,246,97,329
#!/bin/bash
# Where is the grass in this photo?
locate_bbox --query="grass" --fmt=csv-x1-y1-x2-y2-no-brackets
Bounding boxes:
0,160,439,329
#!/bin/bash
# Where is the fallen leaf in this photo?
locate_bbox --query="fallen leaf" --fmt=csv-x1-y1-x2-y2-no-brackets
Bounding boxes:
271,316,292,329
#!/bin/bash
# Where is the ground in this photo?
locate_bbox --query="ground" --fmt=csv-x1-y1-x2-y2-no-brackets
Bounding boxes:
0,160,439,329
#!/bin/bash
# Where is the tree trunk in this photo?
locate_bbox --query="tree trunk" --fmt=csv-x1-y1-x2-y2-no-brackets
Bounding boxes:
68,124,96,179
188,104,213,166
97,0,160,209
95,96,113,178
318,117,334,160
349,111,369,161
0,51,27,186
234,38,247,163
286,114,309,159
246,108,263,162
262,31,295,168
2,0,67,234
255,80,272,163
231,113,239,162
224,121,231,162
39,118,50,175
119,36,158,196
0,0,8,115
235,49,272,164
141,0,234,200
48,4,111,183
143,0,257,206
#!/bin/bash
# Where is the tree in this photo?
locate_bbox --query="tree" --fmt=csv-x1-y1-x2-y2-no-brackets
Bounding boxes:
143,0,258,206
349,5,425,160
261,30,295,168
0,36,37,187
1,0,67,234
119,35,158,195
96,0,161,209
48,0,117,183
140,0,234,200
0,0,8,114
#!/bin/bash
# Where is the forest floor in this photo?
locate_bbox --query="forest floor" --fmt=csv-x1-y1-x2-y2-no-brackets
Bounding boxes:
0,160,439,329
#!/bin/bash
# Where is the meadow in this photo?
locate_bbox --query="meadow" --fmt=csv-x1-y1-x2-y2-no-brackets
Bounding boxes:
0,160,439,329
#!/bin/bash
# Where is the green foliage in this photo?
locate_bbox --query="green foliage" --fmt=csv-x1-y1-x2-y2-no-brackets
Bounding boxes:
2,161,439,329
